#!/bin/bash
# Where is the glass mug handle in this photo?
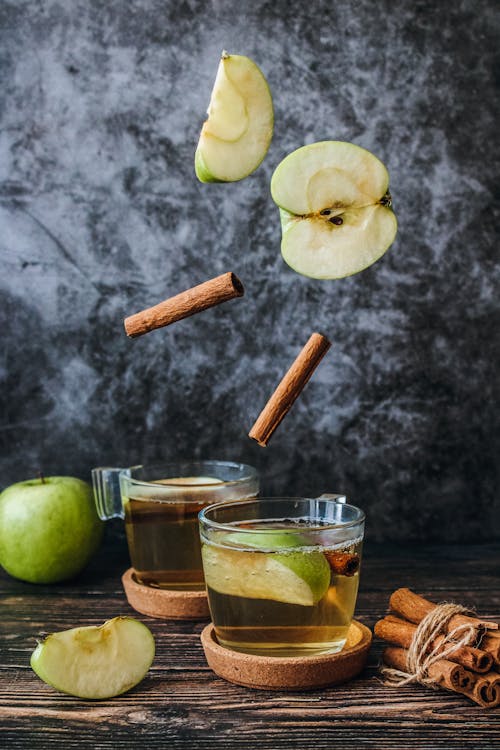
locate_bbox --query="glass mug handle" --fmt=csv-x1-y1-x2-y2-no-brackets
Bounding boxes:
92,467,134,520
317,493,347,503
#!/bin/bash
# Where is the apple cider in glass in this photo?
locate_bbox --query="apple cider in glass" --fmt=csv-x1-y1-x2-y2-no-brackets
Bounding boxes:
124,478,221,590
199,498,365,656
119,462,259,590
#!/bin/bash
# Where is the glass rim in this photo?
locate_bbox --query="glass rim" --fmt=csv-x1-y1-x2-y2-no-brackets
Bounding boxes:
121,460,259,489
199,496,366,533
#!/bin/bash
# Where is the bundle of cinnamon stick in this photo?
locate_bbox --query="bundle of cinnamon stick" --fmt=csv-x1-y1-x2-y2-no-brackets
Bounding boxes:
376,588,500,708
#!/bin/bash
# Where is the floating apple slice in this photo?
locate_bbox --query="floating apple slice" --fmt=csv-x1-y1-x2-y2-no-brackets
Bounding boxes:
152,476,223,486
195,51,273,182
271,141,397,279
202,531,330,606
30,617,155,699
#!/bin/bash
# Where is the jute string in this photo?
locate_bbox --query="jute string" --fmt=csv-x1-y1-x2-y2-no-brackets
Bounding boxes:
381,603,478,688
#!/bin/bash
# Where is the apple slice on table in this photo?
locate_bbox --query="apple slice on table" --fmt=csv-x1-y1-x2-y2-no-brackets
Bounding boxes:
270,141,397,279
30,617,155,699
195,51,273,182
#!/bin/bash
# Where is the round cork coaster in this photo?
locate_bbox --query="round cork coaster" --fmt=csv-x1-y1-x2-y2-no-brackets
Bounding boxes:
121,568,210,620
200,620,372,690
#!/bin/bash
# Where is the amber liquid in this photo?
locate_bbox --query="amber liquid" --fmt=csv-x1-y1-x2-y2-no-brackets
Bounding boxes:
124,484,257,590
205,523,362,656
124,495,208,590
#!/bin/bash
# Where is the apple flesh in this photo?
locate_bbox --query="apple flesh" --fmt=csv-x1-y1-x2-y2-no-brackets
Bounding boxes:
0,476,103,584
270,141,397,279
195,52,273,182
30,617,155,699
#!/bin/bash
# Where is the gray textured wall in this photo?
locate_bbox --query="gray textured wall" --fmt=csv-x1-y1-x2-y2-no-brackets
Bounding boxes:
1,0,499,542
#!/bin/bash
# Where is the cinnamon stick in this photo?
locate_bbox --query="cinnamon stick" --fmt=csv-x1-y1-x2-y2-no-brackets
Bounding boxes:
427,659,475,693
375,615,417,647
382,646,474,693
481,634,500,667
381,645,408,673
249,332,331,447
375,615,493,673
324,552,360,576
471,671,500,708
124,272,244,338
389,588,499,634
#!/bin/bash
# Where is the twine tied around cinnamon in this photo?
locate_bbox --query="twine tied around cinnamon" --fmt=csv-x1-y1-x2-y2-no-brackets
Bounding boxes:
381,602,478,688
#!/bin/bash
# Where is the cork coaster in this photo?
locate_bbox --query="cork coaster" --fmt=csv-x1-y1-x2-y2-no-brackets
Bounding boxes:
121,568,210,620
200,620,372,690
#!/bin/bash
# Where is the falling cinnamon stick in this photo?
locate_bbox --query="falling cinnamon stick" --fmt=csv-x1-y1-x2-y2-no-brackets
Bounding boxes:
249,332,331,447
124,272,244,338
375,615,493,673
389,588,499,634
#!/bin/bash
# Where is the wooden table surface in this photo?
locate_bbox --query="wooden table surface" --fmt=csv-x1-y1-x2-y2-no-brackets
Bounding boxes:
1,526,499,749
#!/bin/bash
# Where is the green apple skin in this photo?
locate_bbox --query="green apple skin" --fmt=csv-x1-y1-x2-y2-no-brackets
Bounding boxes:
0,476,103,584
194,148,219,184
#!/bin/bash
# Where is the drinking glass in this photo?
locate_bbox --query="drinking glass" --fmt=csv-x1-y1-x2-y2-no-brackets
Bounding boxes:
92,461,259,590
199,496,365,656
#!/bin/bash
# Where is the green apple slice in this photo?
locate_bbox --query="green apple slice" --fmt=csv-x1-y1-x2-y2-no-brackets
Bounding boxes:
152,476,223,486
30,617,155,699
195,51,273,182
271,141,397,279
202,531,330,606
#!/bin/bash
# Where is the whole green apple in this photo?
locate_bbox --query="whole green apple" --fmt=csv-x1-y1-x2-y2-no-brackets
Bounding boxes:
0,476,103,584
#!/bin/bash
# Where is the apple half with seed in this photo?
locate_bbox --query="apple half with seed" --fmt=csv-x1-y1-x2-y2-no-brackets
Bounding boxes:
30,617,155,699
195,51,273,182
271,141,397,279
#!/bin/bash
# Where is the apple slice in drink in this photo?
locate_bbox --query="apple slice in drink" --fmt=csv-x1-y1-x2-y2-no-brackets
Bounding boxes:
270,141,397,279
152,476,223,486
202,531,331,606
195,52,273,182
30,617,155,699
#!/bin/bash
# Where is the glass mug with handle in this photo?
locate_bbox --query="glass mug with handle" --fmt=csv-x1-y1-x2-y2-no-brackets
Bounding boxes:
199,495,365,656
92,461,259,591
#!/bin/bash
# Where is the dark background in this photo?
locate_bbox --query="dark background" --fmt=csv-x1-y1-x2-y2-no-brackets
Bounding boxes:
1,0,499,541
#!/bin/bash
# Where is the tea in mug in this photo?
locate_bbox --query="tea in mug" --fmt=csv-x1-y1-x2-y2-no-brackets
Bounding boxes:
200,500,365,657
124,477,223,590
203,523,362,655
